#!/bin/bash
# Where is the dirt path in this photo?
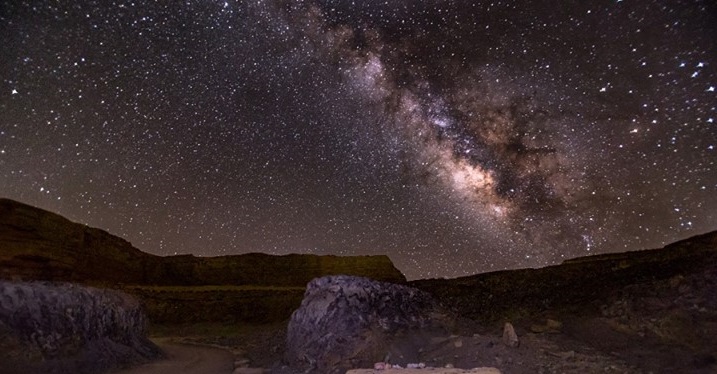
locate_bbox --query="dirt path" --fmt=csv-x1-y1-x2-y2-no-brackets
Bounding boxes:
114,338,235,374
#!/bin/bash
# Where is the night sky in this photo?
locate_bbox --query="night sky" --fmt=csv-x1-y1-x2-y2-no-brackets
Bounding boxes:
1,1,715,279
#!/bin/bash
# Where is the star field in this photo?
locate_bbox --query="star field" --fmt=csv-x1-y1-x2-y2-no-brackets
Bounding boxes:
1,1,715,279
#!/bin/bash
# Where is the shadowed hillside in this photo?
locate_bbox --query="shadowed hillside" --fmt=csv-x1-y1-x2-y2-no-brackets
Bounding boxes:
0,198,405,324
411,230,717,323
410,231,717,373
0,198,405,286
2,198,716,373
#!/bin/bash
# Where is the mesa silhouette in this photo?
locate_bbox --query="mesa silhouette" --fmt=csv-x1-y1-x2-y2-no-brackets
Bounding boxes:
0,198,405,287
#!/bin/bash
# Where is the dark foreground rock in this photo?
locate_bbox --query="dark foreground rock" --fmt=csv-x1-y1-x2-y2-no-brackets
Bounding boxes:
285,275,452,373
0,281,161,374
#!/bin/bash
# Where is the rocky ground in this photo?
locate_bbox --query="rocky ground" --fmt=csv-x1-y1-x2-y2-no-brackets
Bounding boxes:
167,312,712,374
2,253,713,374
163,264,716,374
1,200,714,374
163,319,641,374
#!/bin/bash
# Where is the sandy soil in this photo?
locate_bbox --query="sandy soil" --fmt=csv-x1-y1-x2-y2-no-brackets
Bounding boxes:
111,338,234,374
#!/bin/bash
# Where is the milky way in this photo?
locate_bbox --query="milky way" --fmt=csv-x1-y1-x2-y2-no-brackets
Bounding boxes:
1,1,716,279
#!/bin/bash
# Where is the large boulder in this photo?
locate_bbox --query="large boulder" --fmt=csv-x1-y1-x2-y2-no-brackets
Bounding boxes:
286,275,451,373
0,281,161,374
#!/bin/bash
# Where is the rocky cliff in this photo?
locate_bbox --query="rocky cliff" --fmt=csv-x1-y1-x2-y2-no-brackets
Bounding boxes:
0,198,406,286
0,281,161,374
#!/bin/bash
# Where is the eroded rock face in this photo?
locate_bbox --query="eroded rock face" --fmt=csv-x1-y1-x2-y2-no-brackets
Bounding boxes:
0,281,161,374
285,275,451,373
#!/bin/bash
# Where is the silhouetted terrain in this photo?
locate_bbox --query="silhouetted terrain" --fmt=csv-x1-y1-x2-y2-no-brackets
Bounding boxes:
0,198,405,324
411,230,717,324
1,198,715,373
410,231,717,373
0,198,405,287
